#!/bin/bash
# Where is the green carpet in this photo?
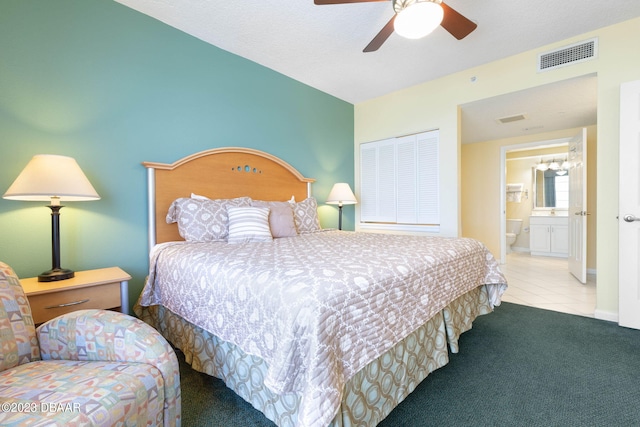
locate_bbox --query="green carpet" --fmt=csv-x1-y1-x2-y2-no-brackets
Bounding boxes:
179,302,640,426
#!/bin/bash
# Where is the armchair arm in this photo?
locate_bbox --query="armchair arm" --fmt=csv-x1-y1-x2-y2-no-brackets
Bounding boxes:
37,309,181,426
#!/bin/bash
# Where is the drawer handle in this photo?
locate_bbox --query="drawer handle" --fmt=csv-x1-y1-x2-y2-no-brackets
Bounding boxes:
44,299,90,309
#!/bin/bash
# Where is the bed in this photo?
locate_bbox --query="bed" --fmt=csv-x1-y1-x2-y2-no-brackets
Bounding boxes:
134,147,507,427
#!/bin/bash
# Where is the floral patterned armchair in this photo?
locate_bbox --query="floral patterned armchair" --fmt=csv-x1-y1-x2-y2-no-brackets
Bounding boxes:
0,262,181,426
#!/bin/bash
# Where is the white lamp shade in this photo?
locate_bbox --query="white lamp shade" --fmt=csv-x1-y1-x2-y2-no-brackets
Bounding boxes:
326,183,357,206
535,162,549,171
394,1,444,39
3,154,100,202
548,160,560,171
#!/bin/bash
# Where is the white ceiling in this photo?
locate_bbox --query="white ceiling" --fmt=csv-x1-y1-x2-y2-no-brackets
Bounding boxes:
113,0,638,142
460,74,598,144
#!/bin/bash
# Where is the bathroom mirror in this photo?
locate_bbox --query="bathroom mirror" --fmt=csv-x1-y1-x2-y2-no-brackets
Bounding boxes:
532,167,570,209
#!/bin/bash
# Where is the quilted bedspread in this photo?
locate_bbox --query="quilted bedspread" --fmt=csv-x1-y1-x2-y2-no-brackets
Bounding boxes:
138,230,507,427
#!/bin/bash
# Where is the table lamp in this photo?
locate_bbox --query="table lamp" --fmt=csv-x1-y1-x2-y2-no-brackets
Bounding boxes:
326,183,357,230
3,154,100,282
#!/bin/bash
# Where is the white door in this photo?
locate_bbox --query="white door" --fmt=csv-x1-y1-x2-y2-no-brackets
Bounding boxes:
568,128,587,283
619,80,640,329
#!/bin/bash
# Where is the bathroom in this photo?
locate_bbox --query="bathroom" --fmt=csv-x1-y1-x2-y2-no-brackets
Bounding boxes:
497,129,598,317
505,143,571,257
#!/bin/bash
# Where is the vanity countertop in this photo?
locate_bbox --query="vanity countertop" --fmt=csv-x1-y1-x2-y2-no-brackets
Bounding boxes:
531,211,568,217
530,215,569,223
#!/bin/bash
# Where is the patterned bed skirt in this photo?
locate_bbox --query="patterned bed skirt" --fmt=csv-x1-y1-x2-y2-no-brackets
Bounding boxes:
137,285,492,426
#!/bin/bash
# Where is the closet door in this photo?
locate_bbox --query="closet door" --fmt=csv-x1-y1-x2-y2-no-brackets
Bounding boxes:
416,130,440,225
396,135,417,224
360,138,396,223
360,130,440,227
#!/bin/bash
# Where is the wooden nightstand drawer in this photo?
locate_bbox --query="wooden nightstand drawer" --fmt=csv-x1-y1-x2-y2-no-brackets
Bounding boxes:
27,282,121,325
21,267,131,325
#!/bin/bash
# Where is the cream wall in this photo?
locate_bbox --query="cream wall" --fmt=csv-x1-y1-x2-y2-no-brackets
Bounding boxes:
506,157,535,251
354,17,640,321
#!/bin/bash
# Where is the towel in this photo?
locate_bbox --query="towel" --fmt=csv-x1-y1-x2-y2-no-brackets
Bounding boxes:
506,183,524,203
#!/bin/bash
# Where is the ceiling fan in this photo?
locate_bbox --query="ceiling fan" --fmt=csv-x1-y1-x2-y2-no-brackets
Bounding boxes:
314,0,477,52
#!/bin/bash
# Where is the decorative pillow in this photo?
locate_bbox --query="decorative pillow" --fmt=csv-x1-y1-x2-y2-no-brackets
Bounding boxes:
0,262,40,371
190,193,209,200
291,197,321,234
227,207,273,244
166,197,252,242
251,200,298,238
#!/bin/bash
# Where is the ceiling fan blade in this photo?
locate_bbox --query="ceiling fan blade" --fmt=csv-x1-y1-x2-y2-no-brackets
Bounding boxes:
363,15,396,52
440,2,477,40
314,0,387,4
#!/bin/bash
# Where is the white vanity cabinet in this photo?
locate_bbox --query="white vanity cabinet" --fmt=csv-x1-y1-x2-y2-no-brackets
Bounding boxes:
529,216,569,257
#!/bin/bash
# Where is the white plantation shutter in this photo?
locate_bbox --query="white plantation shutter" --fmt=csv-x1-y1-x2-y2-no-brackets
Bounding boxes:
396,136,417,223
360,144,378,220
360,130,439,226
377,141,396,222
417,131,439,224
360,138,396,222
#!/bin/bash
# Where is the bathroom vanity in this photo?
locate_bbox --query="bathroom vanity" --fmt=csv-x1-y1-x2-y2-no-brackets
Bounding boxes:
529,215,569,257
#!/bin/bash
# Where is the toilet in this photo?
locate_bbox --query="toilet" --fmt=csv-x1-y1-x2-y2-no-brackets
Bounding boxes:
506,219,523,252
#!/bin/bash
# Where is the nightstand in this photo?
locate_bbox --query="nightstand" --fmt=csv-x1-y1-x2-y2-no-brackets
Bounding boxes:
20,267,131,325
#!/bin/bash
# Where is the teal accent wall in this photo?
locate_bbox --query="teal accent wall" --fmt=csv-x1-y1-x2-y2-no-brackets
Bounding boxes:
0,0,354,308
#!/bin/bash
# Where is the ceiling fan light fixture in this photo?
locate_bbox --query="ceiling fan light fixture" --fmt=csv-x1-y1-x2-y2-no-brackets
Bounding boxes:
394,1,444,40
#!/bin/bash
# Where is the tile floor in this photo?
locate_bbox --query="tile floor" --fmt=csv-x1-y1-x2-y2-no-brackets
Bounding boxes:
500,252,596,318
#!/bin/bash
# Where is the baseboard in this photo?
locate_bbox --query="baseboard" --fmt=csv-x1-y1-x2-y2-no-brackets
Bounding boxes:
587,268,597,276
594,309,618,323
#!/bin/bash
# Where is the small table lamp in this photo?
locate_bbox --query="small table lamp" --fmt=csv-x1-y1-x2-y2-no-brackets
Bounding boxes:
3,154,100,282
326,183,357,230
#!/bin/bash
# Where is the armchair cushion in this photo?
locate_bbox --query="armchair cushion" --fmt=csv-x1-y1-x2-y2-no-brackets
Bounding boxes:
37,309,181,426
0,263,40,371
0,260,181,426
0,359,165,426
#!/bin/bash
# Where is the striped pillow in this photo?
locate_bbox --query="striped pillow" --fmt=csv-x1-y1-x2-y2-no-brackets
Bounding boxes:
227,207,273,244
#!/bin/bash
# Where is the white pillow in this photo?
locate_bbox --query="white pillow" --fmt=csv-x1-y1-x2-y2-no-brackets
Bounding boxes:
190,193,209,200
227,207,273,244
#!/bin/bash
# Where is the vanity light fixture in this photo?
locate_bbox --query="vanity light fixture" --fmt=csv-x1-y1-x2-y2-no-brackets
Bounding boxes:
535,156,570,173
535,159,549,171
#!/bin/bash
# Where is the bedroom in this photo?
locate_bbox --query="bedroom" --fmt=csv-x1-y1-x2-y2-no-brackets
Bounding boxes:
0,0,639,425
2,0,638,324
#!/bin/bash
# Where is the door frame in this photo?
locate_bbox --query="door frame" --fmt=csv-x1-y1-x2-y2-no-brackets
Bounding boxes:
499,137,574,264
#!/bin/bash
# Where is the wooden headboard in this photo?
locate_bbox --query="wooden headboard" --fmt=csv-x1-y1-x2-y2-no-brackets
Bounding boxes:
143,147,315,247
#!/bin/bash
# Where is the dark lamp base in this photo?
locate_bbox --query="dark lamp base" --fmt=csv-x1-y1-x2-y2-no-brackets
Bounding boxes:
38,268,75,282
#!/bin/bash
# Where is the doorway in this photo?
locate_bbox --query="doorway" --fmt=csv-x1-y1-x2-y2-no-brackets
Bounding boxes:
460,75,598,316
501,139,571,263
499,137,596,317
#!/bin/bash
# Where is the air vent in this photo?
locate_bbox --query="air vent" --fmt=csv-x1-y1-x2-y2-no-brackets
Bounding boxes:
538,38,598,72
496,114,526,124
